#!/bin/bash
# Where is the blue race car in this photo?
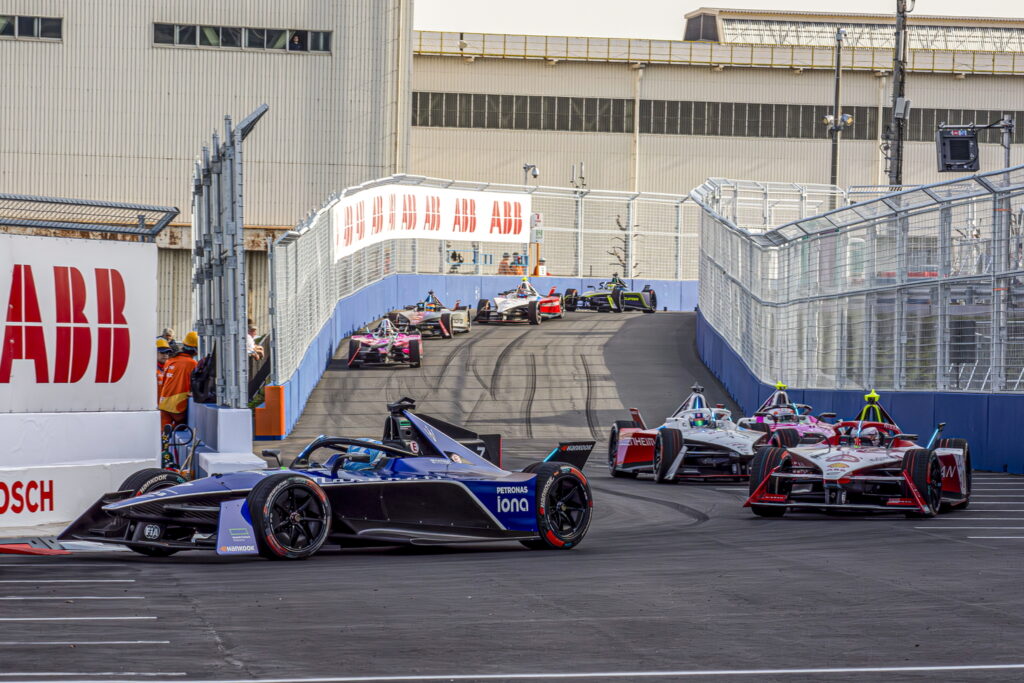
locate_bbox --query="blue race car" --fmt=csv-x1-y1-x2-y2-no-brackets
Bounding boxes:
60,398,594,560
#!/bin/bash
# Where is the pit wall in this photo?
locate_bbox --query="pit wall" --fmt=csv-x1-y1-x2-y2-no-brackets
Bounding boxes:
696,309,1024,474
255,275,698,438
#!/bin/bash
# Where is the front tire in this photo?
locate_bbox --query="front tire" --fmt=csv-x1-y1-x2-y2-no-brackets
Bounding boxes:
937,438,971,511
748,447,789,517
771,427,801,448
527,300,542,325
248,475,332,560
903,449,942,518
119,469,189,557
608,421,639,478
643,289,658,313
438,312,453,339
408,340,422,368
520,462,592,550
652,428,682,483
611,289,624,312
474,299,490,323
564,288,578,312
347,340,362,368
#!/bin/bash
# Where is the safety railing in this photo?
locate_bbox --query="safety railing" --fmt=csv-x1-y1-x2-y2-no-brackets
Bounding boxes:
692,166,1024,393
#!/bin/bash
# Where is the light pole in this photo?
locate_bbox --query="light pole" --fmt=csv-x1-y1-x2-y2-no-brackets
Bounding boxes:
883,0,915,188
823,28,853,195
522,163,539,187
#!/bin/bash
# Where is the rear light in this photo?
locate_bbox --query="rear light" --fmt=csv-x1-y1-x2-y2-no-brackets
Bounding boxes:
759,493,787,502
886,498,916,506
838,477,851,484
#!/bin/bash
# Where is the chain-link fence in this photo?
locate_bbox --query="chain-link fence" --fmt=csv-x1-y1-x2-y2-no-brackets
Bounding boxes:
693,167,1024,394
269,175,723,386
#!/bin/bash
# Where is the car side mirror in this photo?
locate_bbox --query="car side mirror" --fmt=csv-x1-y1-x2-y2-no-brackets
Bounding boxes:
892,434,918,443
819,412,837,420
260,449,282,468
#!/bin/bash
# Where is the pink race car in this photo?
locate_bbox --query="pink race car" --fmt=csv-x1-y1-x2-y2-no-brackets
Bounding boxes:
347,319,423,369
736,383,838,448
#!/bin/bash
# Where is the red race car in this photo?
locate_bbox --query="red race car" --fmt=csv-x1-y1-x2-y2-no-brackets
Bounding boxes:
745,391,971,518
475,278,564,324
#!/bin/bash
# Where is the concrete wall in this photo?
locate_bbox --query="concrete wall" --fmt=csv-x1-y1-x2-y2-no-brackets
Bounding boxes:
696,309,1024,474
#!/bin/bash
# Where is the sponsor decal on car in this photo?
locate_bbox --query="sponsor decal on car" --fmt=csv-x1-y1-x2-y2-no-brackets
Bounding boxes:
827,462,849,469
826,454,860,463
216,499,258,556
624,436,656,447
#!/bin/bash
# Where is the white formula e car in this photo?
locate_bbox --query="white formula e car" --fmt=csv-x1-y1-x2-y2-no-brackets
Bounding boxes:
475,279,564,325
609,384,768,481
745,391,971,517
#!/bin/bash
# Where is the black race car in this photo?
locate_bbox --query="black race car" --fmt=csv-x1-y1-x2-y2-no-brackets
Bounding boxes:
564,275,657,313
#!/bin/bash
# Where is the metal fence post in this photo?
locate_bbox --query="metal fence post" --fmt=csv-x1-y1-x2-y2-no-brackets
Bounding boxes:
575,191,584,277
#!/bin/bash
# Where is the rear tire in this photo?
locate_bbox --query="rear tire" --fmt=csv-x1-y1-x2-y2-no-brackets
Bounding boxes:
608,421,639,479
936,438,971,511
748,447,789,517
564,288,578,312
652,428,682,483
119,469,188,557
903,448,942,518
347,340,362,368
520,462,592,550
771,427,801,448
527,300,542,325
611,289,624,312
643,289,658,313
474,299,490,323
248,475,331,560
408,340,422,368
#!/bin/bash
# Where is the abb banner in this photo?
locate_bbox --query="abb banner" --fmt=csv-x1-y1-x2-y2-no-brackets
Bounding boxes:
1,235,159,528
0,234,156,413
331,185,531,262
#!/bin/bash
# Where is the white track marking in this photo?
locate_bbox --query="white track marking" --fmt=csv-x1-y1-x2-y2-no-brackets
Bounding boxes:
0,616,156,622
0,596,143,601
0,564,116,567
68,662,1024,681
0,674,184,678
0,580,134,584
0,641,169,646
969,536,1024,539
962,509,1024,512
914,526,1024,530
972,494,1024,497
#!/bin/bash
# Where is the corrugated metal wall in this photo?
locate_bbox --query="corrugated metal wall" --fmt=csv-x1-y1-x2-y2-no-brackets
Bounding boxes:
2,0,411,227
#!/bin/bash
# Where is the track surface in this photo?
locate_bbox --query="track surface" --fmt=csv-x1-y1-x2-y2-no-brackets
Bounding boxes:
5,313,1024,682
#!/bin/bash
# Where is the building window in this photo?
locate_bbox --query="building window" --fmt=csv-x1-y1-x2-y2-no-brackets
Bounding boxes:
153,23,331,53
0,15,62,40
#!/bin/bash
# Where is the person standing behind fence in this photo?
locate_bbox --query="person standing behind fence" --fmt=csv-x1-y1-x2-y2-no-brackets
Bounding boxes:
156,338,173,401
159,331,199,428
497,253,512,275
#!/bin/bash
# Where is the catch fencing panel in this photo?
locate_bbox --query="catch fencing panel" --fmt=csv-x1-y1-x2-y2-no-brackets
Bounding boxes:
268,176,715,387
692,166,1024,394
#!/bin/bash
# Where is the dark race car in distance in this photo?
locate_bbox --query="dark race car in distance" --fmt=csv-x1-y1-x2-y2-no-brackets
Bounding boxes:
60,399,595,559
564,275,657,313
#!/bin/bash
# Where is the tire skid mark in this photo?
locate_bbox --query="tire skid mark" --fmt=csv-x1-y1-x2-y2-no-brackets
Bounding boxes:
523,353,537,439
590,483,711,524
489,328,532,399
579,353,601,441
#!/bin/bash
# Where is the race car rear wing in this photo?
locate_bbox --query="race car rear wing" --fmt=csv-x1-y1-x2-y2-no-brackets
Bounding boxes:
542,441,595,470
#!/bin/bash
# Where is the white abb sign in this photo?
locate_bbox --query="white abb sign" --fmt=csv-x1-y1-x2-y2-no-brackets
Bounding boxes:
331,185,531,262
0,234,157,413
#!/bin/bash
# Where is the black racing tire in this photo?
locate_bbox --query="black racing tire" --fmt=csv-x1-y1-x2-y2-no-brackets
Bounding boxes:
347,340,362,368
408,340,422,368
746,421,770,434
608,420,639,478
248,475,332,560
520,462,592,550
748,447,790,517
557,295,565,319
771,427,801,448
474,299,490,323
652,428,682,484
119,468,188,557
936,438,971,511
643,289,658,313
438,312,454,339
527,300,542,325
564,288,579,312
903,448,942,518
611,289,625,313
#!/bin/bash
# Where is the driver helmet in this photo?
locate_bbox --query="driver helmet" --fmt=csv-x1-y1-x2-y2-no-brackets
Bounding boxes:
516,280,531,297
689,412,707,428
343,438,386,472
859,426,881,447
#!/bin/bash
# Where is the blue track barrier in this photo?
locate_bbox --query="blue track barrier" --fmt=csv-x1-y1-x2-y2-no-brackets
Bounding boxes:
696,308,1023,473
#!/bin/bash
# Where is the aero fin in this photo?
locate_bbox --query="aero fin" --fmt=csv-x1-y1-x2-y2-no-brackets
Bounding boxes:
629,408,647,429
543,441,595,469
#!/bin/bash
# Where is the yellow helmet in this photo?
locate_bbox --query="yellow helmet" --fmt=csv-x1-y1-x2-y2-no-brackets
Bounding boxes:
182,331,199,348
156,338,170,350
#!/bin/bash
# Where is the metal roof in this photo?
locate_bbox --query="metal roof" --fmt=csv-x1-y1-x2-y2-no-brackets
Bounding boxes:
0,193,179,240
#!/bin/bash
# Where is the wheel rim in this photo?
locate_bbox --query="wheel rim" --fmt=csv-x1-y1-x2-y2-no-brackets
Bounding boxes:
927,459,943,510
544,476,589,538
269,486,327,552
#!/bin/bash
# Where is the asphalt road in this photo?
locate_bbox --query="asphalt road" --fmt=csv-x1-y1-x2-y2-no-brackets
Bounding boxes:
4,313,1024,682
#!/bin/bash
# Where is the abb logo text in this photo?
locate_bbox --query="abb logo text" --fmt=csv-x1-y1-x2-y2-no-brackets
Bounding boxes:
1,265,130,384
489,201,524,235
0,479,54,514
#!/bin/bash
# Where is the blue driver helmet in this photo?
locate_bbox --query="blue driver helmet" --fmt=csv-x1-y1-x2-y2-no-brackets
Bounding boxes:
342,438,386,471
